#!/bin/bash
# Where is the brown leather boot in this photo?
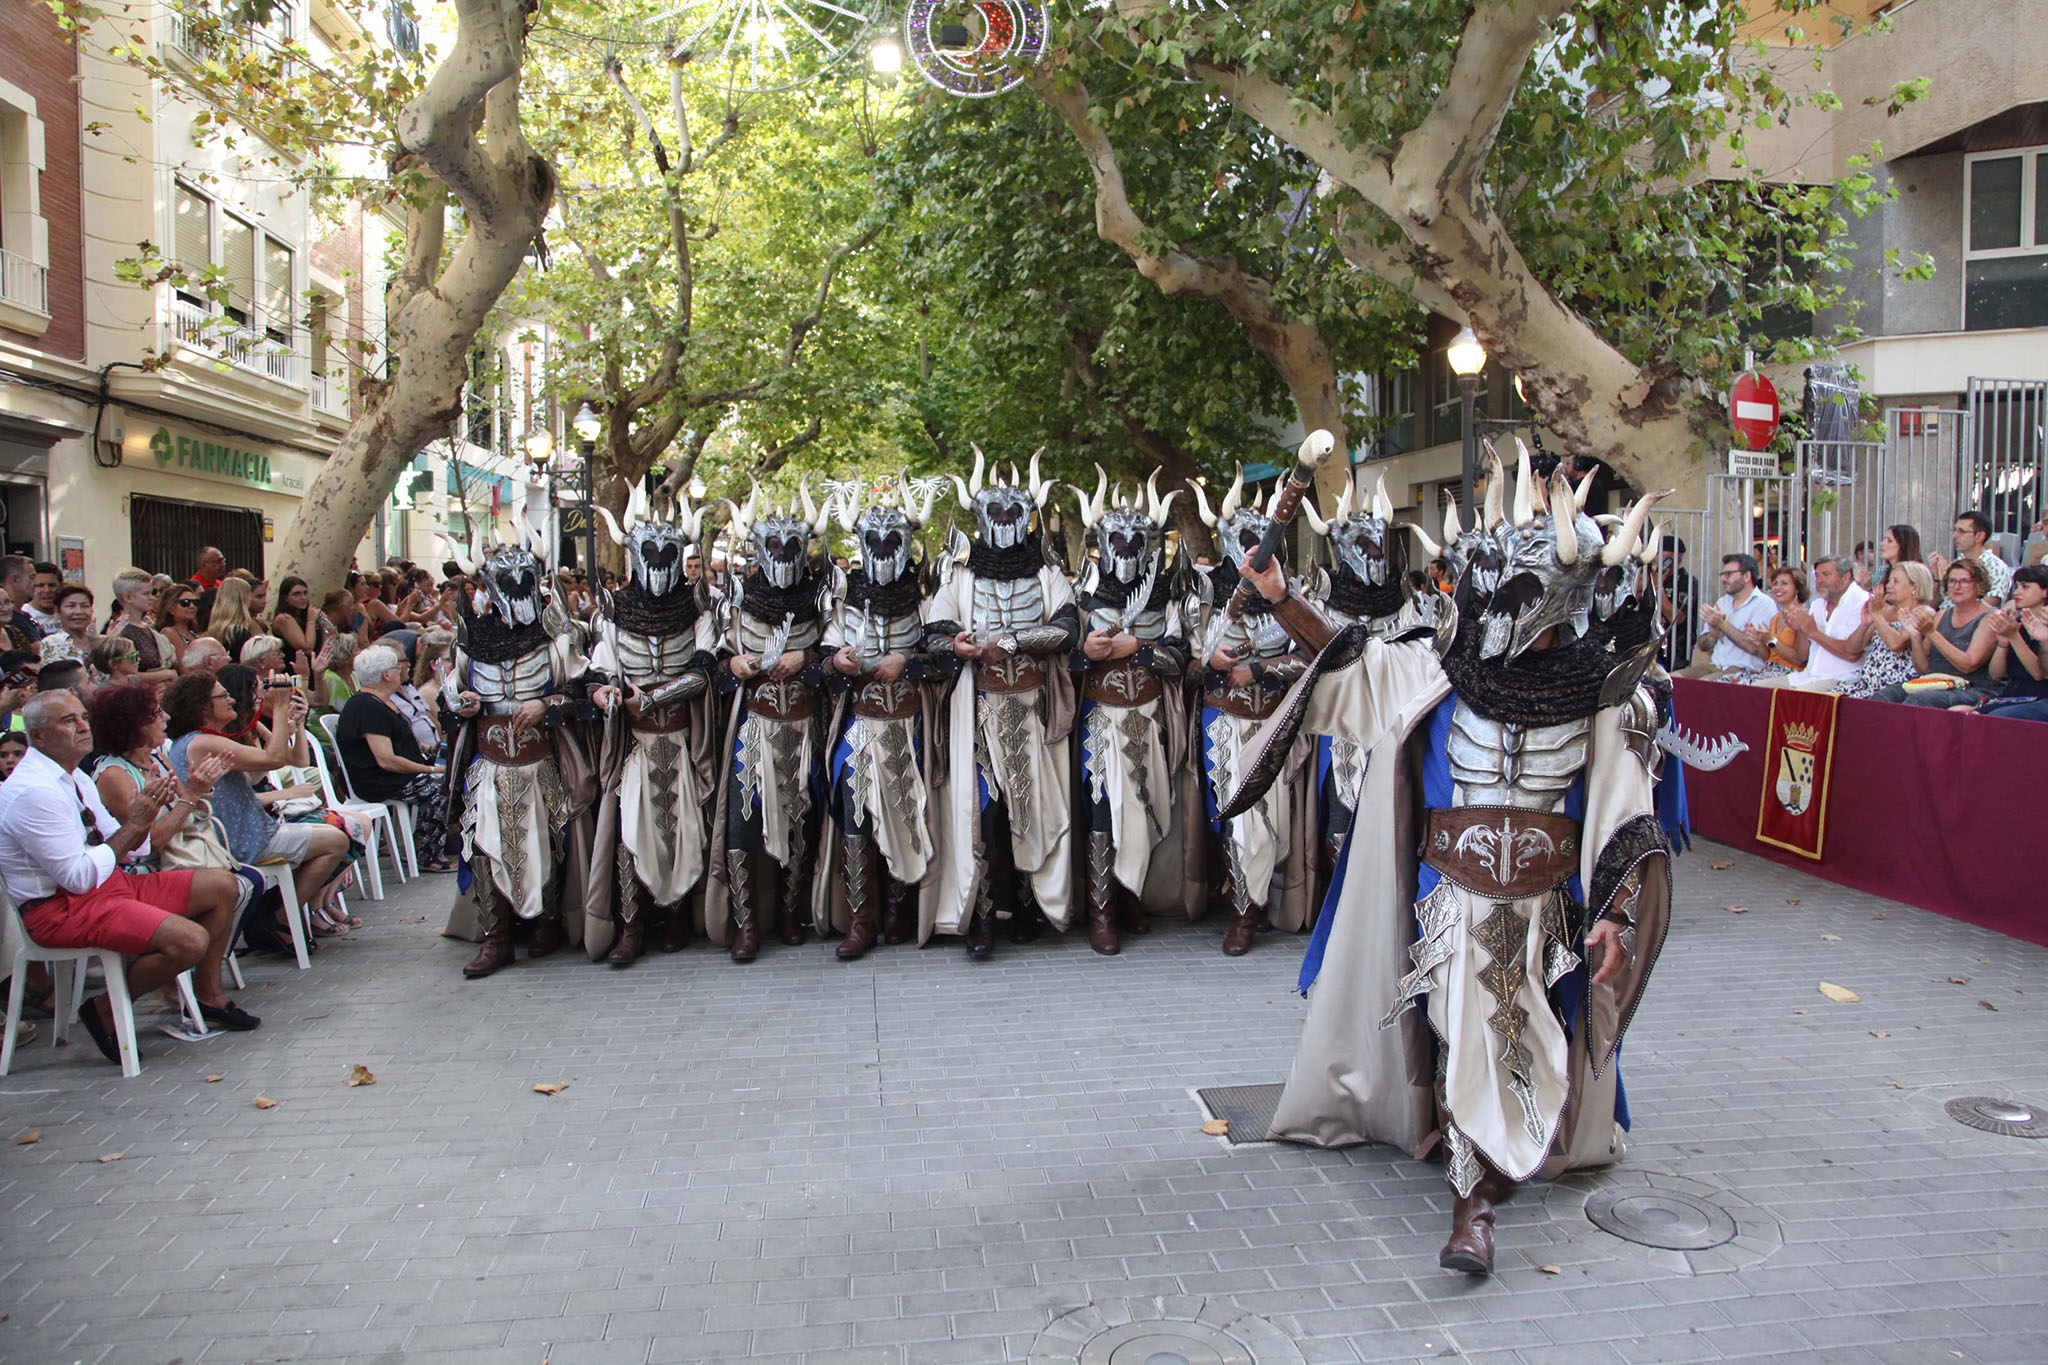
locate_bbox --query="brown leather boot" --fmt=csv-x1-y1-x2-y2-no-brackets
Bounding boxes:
1221,855,1257,956
659,905,693,953
728,850,761,964
1439,1168,1504,1275
606,915,644,968
776,842,811,946
880,878,915,945
1120,888,1150,936
1084,832,1119,956
835,834,879,961
462,902,513,979
965,879,996,961
527,912,563,959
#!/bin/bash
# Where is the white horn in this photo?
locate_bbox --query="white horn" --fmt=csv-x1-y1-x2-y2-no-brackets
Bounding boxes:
595,507,628,546
801,475,832,536
624,480,649,532
1574,468,1597,514
1028,448,1052,507
1641,518,1668,565
1371,471,1393,523
1482,446,1507,531
1601,488,1672,566
1443,500,1462,544
1511,438,1537,526
1218,464,1244,523
1405,521,1441,559
968,444,986,497
1301,499,1329,536
1333,471,1355,521
1085,464,1108,526
1550,469,1578,565
1191,478,1219,529
835,485,860,535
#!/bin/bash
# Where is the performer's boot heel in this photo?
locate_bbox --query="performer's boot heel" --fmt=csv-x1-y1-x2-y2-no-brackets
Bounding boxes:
1084,832,1119,956
605,916,644,968
1439,1168,1507,1275
659,904,693,953
527,913,563,959
728,851,761,964
463,905,513,979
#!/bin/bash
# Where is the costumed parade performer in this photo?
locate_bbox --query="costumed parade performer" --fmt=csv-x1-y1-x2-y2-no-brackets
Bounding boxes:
443,486,598,978
1187,440,1326,956
584,484,716,967
812,476,946,959
1225,440,1673,1275
924,449,1080,959
1069,468,1189,956
703,481,832,963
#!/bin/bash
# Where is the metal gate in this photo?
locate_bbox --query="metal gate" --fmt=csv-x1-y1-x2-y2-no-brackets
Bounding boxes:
1964,378,2046,557
130,493,265,579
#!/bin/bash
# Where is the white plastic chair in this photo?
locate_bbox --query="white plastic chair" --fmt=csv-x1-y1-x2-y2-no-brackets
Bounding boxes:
254,859,312,970
318,713,419,881
2,888,143,1078
297,743,391,899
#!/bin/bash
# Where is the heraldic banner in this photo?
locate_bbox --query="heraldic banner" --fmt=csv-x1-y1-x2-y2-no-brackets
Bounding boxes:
1754,687,1840,860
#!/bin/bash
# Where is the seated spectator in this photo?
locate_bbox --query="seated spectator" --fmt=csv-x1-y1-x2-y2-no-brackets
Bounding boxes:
86,683,234,872
239,634,287,675
318,632,361,712
1931,509,2012,607
162,672,352,938
337,645,453,873
1683,553,1774,678
1841,561,1934,700
87,635,141,688
1745,565,1809,681
107,569,178,688
24,562,61,637
270,576,326,659
35,658,93,703
181,637,229,676
1975,565,2048,722
1770,556,1871,691
0,730,25,779
155,582,203,670
409,630,455,746
348,570,399,640
0,691,253,1062
1877,557,2000,707
319,588,356,640
37,583,99,667
204,577,262,663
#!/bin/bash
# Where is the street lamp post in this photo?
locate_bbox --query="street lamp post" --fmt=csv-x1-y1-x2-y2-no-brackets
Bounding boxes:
1447,325,1487,514
572,402,602,577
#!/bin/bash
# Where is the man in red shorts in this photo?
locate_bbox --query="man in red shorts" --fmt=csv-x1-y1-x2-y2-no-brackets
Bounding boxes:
0,691,251,1062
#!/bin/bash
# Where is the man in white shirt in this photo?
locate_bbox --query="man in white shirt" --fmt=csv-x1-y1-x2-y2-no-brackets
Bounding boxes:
1770,555,1870,690
0,692,250,1063
1684,553,1776,677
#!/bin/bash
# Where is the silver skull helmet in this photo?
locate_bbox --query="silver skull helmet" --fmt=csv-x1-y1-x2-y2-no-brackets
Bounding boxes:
479,542,545,627
1425,441,1667,661
725,477,833,592
1303,470,1395,587
1192,464,1278,569
596,482,703,599
836,472,943,586
952,445,1054,552
1073,465,1181,588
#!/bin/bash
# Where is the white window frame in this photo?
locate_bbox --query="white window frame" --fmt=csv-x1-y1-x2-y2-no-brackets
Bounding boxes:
0,75,50,333
168,178,299,385
1962,145,2048,330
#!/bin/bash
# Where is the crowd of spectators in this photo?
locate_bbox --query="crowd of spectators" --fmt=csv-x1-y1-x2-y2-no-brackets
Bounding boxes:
1674,511,2048,720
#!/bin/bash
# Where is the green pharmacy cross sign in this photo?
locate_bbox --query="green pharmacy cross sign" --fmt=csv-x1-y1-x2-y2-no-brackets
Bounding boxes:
148,425,292,492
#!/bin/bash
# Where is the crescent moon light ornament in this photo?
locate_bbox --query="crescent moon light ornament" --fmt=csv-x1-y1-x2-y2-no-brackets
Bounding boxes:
901,0,1047,97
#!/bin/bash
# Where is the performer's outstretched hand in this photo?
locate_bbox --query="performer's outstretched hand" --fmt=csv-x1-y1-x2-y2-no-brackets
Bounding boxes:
1241,550,1286,603
1585,918,1628,986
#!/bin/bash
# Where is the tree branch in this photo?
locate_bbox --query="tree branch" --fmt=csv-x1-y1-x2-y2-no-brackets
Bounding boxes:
1322,197,1465,322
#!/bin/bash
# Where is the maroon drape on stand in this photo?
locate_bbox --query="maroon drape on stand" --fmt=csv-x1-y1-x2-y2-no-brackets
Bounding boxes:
1674,677,2048,947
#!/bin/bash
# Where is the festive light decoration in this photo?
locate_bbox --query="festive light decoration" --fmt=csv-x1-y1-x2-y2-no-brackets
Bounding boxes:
902,0,1047,97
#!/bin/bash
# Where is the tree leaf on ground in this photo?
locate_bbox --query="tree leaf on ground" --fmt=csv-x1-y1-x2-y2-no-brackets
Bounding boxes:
1787,899,1801,906
348,1064,376,1087
96,1152,123,1163
1944,976,1971,985
1200,1119,1230,1136
1978,1001,1998,1012
533,1083,568,1096
1872,914,1887,920
1724,905,1748,914
1818,982,1860,1003
1869,1031,1889,1038
253,1096,278,1109
1820,933,1841,941
1537,1264,1562,1274
205,1075,223,1083
15,1130,39,1145
1710,862,1732,870
1792,1009,1808,1015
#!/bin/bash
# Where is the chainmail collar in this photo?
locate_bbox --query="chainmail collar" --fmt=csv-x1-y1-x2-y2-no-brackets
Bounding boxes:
609,581,699,638
1326,569,1404,622
966,532,1047,584
737,568,825,626
1438,613,1611,726
461,606,551,666
843,570,924,617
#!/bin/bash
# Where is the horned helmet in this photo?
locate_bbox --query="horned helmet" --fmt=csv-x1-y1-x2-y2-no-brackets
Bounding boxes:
1591,512,1665,624
952,445,1053,551
596,482,702,599
1072,466,1181,589
724,477,832,591
444,479,551,628
1302,469,1397,588
835,473,946,586
1408,439,1667,661
1191,464,1279,568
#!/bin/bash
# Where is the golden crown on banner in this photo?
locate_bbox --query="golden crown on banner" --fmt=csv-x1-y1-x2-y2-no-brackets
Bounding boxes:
1783,721,1821,752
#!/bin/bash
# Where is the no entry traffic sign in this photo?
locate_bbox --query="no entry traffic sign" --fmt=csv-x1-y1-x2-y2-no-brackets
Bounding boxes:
1730,372,1780,451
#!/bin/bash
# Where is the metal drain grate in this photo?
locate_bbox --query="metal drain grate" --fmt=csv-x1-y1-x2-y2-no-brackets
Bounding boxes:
1030,1298,1306,1365
1944,1096,2048,1138
1585,1186,1738,1251
1194,1084,1283,1145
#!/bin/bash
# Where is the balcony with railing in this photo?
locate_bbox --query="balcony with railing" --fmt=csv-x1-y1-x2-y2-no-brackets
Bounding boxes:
0,248,50,319
311,371,348,420
171,296,297,385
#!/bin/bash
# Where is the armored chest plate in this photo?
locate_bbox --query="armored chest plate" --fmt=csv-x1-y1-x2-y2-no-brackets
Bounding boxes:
971,576,1046,635
468,648,553,704
615,628,699,688
1445,700,1591,810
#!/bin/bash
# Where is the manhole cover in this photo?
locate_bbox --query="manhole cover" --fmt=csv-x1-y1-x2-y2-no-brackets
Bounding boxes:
1944,1096,2048,1138
1586,1186,1737,1251
1030,1298,1305,1365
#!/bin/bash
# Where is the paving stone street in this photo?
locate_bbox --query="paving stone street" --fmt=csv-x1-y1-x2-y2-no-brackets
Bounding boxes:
2,838,2044,1365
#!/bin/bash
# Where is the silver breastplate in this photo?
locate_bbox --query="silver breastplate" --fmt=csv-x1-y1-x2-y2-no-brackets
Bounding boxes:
469,647,554,704
971,576,1045,634
736,612,823,656
615,627,699,688
843,606,925,656
1445,700,1591,810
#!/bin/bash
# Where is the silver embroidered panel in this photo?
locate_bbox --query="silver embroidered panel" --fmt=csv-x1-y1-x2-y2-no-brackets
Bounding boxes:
613,628,700,689
1445,702,1590,810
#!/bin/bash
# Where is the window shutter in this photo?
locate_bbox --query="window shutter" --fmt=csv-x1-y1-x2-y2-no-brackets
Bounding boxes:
222,218,255,322
262,237,293,339
174,186,211,279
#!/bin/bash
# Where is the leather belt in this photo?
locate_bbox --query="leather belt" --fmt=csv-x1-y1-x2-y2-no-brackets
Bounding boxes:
1203,674,1282,720
976,654,1048,693
1420,805,1580,899
474,717,552,767
745,677,818,721
627,709,691,735
1081,659,1163,706
851,678,921,720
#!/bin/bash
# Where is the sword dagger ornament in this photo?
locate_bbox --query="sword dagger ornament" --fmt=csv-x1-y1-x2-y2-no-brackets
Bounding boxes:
1121,551,1159,637
1655,722,1749,770
756,611,797,675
